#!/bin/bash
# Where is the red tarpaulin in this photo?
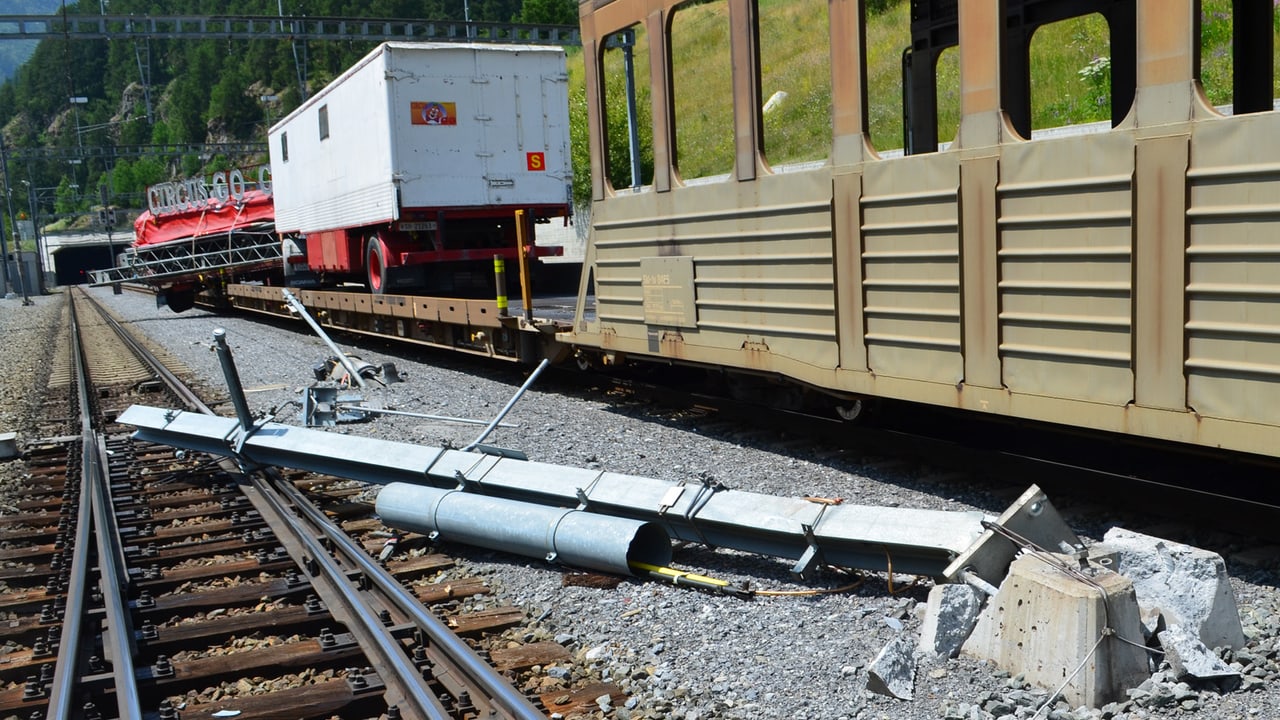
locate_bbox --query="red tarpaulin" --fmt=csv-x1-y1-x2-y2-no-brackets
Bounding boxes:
133,190,275,249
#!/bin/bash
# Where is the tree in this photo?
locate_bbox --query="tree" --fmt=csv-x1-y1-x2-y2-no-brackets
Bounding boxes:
208,65,264,140
515,0,576,26
53,177,80,215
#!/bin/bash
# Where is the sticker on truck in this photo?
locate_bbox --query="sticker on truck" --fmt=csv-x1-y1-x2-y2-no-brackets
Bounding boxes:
410,101,456,126
527,152,546,172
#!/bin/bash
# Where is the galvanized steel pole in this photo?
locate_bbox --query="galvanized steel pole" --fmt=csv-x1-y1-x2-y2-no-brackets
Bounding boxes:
0,140,22,300
280,289,368,388
212,328,256,432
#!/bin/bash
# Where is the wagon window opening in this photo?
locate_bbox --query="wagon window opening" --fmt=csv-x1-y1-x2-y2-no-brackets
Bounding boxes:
670,0,734,181
600,24,655,191
935,47,960,148
870,1,958,156
759,0,831,168
1198,0,1278,115
1025,13,1114,138
318,105,330,141
281,132,289,162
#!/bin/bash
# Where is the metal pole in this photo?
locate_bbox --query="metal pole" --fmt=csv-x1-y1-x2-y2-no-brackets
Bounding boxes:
494,254,508,316
0,140,14,295
336,404,517,427
463,358,549,451
101,183,116,272
212,328,257,432
24,171,45,293
514,209,534,322
621,30,642,189
279,289,368,388
0,139,29,304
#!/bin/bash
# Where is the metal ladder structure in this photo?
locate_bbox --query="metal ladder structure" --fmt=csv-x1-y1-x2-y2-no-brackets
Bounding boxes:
88,237,281,285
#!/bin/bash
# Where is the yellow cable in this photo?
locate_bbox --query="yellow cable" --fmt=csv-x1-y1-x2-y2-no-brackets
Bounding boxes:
882,550,922,595
630,562,731,587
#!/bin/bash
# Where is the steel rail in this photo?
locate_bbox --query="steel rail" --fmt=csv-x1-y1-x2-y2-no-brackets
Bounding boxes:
78,289,212,414
90,436,142,718
50,292,142,717
80,286,442,716
245,472,455,720
85,289,554,716
269,470,547,720
47,295,97,719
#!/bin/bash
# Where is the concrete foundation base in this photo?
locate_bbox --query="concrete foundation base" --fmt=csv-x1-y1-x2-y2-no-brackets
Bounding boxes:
961,553,1150,707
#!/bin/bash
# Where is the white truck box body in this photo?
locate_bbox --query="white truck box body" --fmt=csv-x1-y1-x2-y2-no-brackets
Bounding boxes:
268,42,571,235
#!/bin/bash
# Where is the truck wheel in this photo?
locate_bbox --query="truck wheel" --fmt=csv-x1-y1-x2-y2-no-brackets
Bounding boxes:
367,238,387,294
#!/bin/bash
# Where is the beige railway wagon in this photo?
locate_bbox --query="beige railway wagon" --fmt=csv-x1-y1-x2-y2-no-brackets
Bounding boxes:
565,0,1280,459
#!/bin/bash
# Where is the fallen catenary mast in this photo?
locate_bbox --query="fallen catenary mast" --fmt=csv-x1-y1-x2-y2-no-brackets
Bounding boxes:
117,331,1256,710
116,330,1081,589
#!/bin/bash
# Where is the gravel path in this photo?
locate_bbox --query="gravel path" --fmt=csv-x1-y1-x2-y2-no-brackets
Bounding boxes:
0,292,63,492
6,287,1279,720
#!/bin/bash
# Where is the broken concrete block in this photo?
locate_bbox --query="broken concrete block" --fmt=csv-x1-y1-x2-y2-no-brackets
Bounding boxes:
961,552,1149,707
0,432,16,460
866,634,916,700
1095,528,1245,651
918,583,984,658
1158,624,1240,681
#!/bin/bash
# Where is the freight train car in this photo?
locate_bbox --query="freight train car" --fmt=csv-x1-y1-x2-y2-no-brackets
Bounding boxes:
564,0,1280,460
267,41,573,296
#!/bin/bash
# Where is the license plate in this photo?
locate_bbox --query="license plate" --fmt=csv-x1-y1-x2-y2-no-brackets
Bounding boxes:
398,221,437,232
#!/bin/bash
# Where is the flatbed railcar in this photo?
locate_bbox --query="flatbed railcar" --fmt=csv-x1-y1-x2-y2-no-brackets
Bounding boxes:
559,0,1280,462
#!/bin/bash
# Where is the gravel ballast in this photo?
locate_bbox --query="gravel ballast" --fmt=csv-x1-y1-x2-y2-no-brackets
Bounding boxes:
7,287,1280,720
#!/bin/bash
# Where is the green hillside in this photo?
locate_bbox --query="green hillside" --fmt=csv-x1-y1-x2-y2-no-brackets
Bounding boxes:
0,0,63,83
0,0,553,246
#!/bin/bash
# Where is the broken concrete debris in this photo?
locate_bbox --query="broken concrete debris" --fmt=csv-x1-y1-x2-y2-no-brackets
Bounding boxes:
1090,527,1246,651
960,552,1149,707
0,431,17,460
1157,624,1240,681
869,533,1251,709
866,634,916,700
918,583,983,659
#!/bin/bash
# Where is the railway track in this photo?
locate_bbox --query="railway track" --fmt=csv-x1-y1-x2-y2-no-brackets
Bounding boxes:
0,288,620,719
8,285,1275,720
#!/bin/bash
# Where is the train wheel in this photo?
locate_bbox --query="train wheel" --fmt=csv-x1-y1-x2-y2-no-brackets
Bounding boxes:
366,238,387,294
836,398,868,423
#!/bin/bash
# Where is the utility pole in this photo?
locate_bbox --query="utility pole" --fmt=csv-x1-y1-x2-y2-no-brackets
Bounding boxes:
0,140,12,296
0,139,30,305
23,171,44,293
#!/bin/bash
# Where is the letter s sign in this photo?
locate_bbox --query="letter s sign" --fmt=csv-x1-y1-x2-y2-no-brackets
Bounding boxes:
526,152,546,172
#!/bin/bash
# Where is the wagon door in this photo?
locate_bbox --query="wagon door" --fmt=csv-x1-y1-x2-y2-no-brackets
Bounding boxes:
390,47,486,211
472,50,570,208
